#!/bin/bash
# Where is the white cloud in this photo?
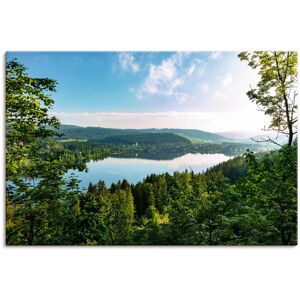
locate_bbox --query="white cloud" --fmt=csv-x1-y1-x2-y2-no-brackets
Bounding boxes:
142,54,179,95
177,93,188,104
210,51,222,60
118,52,140,73
134,52,205,103
187,64,196,76
200,83,210,93
214,91,229,99
222,73,233,88
213,73,233,100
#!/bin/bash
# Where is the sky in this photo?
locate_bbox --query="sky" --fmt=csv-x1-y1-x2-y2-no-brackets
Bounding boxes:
6,51,269,132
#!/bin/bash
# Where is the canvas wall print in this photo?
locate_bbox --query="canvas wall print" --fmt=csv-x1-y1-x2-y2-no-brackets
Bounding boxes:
6,51,297,245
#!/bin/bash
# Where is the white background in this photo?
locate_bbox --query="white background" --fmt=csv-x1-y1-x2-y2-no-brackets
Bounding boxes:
0,0,299,299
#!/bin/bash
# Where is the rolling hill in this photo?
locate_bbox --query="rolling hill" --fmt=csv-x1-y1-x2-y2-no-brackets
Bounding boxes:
141,128,230,143
56,125,232,144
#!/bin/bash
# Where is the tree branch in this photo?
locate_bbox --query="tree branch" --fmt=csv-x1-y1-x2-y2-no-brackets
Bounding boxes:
251,136,283,148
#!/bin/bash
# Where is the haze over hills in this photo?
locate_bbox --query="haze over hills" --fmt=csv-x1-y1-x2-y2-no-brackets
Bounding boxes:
216,130,289,146
57,124,234,144
216,130,264,140
241,133,289,145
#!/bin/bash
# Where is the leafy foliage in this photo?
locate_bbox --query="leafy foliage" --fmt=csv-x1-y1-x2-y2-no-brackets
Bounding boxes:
6,59,60,178
238,51,298,146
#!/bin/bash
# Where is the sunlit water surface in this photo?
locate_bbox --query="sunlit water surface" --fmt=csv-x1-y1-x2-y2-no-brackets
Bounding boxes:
66,153,232,189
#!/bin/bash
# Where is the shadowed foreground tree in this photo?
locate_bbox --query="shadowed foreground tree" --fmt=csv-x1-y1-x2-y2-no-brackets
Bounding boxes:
237,51,297,245
6,59,60,178
6,60,76,245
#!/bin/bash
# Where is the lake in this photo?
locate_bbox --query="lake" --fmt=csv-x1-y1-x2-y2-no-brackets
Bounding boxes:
67,153,232,189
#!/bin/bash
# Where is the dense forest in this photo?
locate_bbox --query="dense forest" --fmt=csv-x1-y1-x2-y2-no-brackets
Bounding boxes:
101,132,191,145
6,52,298,245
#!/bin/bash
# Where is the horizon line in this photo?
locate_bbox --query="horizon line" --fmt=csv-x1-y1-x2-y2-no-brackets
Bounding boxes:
59,123,266,134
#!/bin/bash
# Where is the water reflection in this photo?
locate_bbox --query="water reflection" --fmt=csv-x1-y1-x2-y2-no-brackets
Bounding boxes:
67,153,231,189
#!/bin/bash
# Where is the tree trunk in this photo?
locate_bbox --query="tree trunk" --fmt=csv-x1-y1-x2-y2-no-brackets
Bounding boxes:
28,215,35,245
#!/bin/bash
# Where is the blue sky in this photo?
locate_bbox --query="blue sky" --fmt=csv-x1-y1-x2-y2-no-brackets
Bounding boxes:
6,51,268,132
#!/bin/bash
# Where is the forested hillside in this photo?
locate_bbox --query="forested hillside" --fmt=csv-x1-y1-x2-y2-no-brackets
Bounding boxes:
101,133,192,145
57,124,232,144
139,128,230,143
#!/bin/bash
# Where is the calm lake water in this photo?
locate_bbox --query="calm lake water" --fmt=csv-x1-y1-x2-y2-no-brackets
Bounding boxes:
67,153,232,189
